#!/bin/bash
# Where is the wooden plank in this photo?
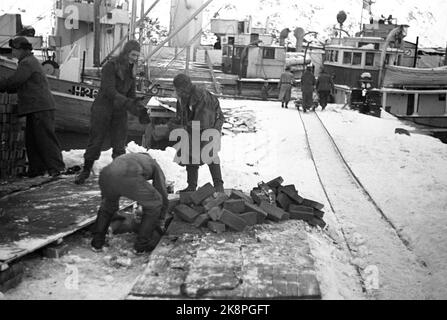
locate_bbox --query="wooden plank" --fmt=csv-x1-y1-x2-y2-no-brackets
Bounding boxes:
127,220,321,299
0,177,133,264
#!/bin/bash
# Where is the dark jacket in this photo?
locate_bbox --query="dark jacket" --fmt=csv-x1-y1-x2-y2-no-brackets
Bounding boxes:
171,85,224,132
103,152,169,209
301,70,316,92
93,57,136,113
0,53,55,116
316,72,334,92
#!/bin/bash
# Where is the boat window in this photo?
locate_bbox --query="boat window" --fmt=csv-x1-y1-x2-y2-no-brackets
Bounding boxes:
439,94,446,101
263,48,275,59
385,54,390,65
333,51,339,62
365,52,375,66
234,47,244,58
343,52,352,64
352,52,362,65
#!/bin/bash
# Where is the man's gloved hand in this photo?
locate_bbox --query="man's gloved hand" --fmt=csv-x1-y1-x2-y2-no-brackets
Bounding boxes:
137,101,150,124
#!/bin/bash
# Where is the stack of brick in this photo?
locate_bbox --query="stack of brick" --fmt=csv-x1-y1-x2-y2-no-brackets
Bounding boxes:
0,93,26,180
172,176,327,233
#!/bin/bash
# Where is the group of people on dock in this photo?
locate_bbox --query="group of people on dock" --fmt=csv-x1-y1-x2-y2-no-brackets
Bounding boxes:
278,66,335,112
0,38,225,255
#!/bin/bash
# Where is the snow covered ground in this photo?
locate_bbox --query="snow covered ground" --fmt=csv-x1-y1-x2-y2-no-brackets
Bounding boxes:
58,98,447,299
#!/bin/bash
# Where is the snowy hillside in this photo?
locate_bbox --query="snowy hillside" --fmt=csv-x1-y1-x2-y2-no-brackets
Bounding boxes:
1,0,446,48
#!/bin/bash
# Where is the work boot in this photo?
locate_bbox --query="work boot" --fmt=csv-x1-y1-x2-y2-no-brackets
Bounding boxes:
178,165,198,193
133,213,159,254
74,160,94,185
91,208,113,252
209,163,224,193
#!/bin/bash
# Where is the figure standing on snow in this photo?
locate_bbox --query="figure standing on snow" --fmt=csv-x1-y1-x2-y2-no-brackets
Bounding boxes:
75,40,149,185
0,37,65,178
301,66,316,112
168,74,225,193
278,66,295,109
90,152,169,254
315,68,335,111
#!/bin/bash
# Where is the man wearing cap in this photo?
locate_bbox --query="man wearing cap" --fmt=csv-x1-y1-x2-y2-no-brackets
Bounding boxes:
75,40,147,184
169,74,225,193
0,37,65,177
315,68,335,111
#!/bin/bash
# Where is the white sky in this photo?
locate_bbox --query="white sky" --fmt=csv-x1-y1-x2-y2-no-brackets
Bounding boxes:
1,0,446,47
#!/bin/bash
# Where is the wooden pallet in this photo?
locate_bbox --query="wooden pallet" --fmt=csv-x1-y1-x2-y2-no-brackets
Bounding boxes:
0,176,132,266
127,219,321,300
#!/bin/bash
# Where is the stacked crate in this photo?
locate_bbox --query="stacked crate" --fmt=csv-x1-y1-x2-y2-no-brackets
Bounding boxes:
0,93,26,179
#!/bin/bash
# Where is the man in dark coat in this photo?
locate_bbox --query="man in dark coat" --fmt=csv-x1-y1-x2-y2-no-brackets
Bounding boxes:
0,37,65,177
91,152,168,254
301,66,316,112
278,66,294,108
316,68,335,110
169,74,225,193
75,40,145,184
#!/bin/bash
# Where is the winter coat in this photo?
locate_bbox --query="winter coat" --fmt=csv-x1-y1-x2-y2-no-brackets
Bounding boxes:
316,72,334,92
170,85,224,132
278,71,294,101
92,57,137,115
301,70,316,92
0,53,55,116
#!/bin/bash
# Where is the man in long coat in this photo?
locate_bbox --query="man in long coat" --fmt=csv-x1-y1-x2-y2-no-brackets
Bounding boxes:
316,68,335,110
301,66,316,112
278,67,294,108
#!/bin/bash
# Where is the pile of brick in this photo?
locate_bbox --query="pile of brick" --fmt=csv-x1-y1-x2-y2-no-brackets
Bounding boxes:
0,93,26,180
172,176,326,233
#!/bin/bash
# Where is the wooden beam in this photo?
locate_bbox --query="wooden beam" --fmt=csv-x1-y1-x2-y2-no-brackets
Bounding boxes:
412,93,419,116
93,0,101,67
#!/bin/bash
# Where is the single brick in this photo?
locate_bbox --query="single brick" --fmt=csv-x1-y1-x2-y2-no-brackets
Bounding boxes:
223,199,246,213
0,263,23,285
260,201,289,222
250,188,270,205
302,198,325,211
266,176,284,189
0,273,22,293
174,204,200,223
190,205,206,215
239,212,258,226
207,221,226,233
288,205,315,222
179,191,194,205
244,202,268,224
42,243,69,259
313,209,325,219
193,214,210,228
190,183,215,205
207,207,222,221
219,209,248,232
229,189,254,204
203,193,229,211
310,217,327,229
278,185,304,205
276,193,293,211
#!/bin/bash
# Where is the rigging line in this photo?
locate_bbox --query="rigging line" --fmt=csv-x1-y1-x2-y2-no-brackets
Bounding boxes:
297,109,368,293
146,4,225,89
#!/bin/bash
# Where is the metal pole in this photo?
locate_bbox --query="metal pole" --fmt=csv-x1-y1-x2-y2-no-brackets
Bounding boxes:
139,0,145,45
146,0,214,60
413,36,419,68
130,0,138,40
93,0,102,67
81,51,86,83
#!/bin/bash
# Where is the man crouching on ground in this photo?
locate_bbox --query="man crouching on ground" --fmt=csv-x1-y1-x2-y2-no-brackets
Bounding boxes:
91,152,169,254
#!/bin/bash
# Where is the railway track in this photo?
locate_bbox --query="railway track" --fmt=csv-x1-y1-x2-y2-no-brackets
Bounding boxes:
297,109,431,299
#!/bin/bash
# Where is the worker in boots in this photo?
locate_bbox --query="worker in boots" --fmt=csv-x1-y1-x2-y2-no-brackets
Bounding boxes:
301,66,316,112
278,66,294,108
75,40,146,185
90,152,169,254
315,68,334,111
169,74,225,193
0,37,65,178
